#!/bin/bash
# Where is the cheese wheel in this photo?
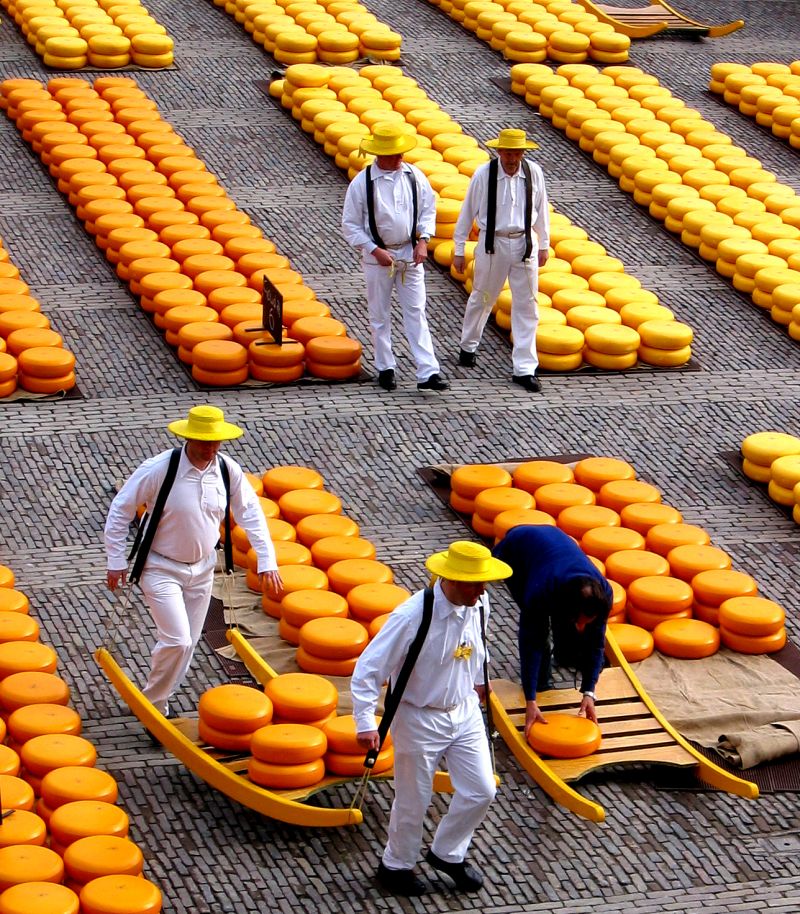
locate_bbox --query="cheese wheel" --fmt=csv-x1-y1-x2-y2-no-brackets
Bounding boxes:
0,642,57,678
626,603,692,631
6,328,62,358
326,558,393,596
667,544,732,581
191,364,248,386
191,339,248,372
573,457,636,491
0,808,46,848
0,845,64,892
310,536,376,570
0,591,29,615
604,550,670,587
608,622,654,661
598,479,661,512
512,460,574,492
645,523,711,556
264,672,338,722
296,648,357,677
346,582,410,622
197,718,255,752
262,465,323,499
527,713,601,759
305,358,360,380
278,617,302,645
47,800,128,848
305,335,362,365
19,372,76,394
322,714,392,754
198,684,273,734
298,617,368,660
0,775,34,812
62,835,143,885
653,618,720,659
473,486,535,522
250,723,327,764
626,575,694,613
619,502,682,535
278,489,341,525
534,482,595,516
692,600,720,626
449,490,475,514
0,565,15,588
248,340,305,368
450,464,512,499
494,508,556,539
7,704,81,745
16,347,75,378
580,526,645,561
41,766,118,810
21,734,96,778
741,431,800,466
272,540,311,567
324,746,393,776
249,363,305,383
247,756,325,789
719,626,786,654
0,672,69,712
718,596,786,637
281,589,348,629
78,875,161,914
690,569,758,607
292,513,359,547
0,745,19,778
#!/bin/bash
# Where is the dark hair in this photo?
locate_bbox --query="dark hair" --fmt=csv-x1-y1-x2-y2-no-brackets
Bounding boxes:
560,576,612,624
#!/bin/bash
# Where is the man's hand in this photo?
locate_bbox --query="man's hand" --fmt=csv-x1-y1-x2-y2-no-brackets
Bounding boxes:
537,249,549,268
525,700,547,738
474,682,492,704
260,571,284,598
357,729,380,751
453,254,466,273
373,247,395,267
578,694,598,723
107,569,127,592
412,239,428,265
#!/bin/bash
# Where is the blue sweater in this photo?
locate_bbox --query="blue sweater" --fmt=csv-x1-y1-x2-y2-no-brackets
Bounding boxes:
493,525,611,701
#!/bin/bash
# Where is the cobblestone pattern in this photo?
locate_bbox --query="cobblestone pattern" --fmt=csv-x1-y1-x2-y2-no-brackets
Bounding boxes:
2,0,800,911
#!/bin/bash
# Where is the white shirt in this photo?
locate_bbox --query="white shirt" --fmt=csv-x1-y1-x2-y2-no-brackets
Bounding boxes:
104,447,277,573
341,162,436,264
351,580,489,734
453,158,550,256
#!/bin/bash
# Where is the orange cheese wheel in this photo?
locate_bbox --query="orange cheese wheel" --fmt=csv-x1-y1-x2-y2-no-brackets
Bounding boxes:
0,745,19,777
0,672,69,712
0,355,15,385
266,518,297,543
645,523,710,556
0,845,64,892
305,358,360,380
653,618,720,658
281,590,349,629
610,579,626,615
449,490,475,514
62,835,144,885
247,756,326,789
278,617,302,646
369,614,391,638
41,766,118,810
690,570,758,607
626,575,694,613
608,623,654,661
278,489,342,525
450,464,512,499
692,600,720,626
263,465,324,499
534,482,596,516
305,335,362,365
718,596,786,637
248,340,305,369
21,734,96,778
0,883,78,914
191,339,248,371
667,544,731,581
299,617,369,660
327,558,394,596
0,775,34,811
197,719,255,752
8,704,81,744
273,541,312,567
198,684,273,733
527,713,602,758
580,526,645,561
597,479,661,512
720,626,787,654
324,746,393,776
493,509,556,540
321,714,392,754
604,550,670,587
626,603,692,631
16,347,75,379
619,502,683,535
0,642,57,679
0,809,46,848
573,456,636,491
310,536,376,570
18,372,76,394
264,672,338,722
473,486,534,521
191,365,248,387
250,723,327,764
0,614,39,644
296,648,357,677
295,513,359,546
78,875,162,914
557,504,620,540
0,312,49,341
290,316,347,345
276,564,329,595
512,460,575,493
346,582,410,622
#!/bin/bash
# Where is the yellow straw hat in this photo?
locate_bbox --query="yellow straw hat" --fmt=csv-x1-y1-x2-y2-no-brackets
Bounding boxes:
359,122,417,156
426,541,512,582
485,128,538,150
168,404,243,441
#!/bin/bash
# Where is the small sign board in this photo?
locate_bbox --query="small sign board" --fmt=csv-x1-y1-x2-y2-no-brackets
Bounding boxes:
246,275,284,346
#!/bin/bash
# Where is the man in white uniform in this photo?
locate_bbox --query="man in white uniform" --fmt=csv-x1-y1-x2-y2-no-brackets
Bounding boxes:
342,122,448,393
453,128,550,393
104,405,282,716
352,541,512,897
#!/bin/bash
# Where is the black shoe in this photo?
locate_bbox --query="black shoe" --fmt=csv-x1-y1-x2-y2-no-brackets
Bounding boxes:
512,374,542,393
425,850,484,892
376,862,426,897
377,369,396,391
459,349,477,367
417,373,449,391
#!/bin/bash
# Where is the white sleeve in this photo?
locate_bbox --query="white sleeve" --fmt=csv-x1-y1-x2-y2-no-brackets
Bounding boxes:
453,167,484,255
226,459,277,573
103,453,167,571
533,165,550,251
414,167,437,238
341,172,375,254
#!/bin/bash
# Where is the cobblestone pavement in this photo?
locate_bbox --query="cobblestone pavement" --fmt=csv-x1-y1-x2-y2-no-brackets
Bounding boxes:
1,0,799,911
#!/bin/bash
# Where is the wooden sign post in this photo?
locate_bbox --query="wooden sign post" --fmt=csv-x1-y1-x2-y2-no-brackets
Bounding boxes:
246,275,284,346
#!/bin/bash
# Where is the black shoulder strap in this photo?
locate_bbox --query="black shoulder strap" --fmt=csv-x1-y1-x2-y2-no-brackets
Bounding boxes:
364,586,434,768
477,595,494,740
407,166,418,246
365,165,386,251
128,447,182,585
485,157,498,255
218,455,233,574
522,159,533,261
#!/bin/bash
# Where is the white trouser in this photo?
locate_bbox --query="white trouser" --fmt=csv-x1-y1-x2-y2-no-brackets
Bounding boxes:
460,234,539,376
363,243,440,382
138,550,217,714
382,691,495,871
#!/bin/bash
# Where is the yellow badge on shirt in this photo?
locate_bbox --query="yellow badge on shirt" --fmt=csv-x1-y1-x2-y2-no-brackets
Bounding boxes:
454,642,473,661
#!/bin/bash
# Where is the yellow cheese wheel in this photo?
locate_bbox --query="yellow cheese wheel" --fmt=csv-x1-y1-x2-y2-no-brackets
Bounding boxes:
41,766,118,810
296,648,357,677
0,613,38,644
16,347,75,379
0,354,16,385
264,672,338,722
62,835,143,884
618,502,682,535
0,565,15,588
604,550,670,588
346,583,410,622
21,734,96,778
626,575,694,613
250,723,327,764
0,809,46,848
770,454,800,490
637,319,693,349
48,800,129,848
272,541,312,568
718,596,786,637
527,713,601,758
645,522,711,556
191,339,248,372
0,845,64,892
280,589,348,629
534,482,595,516
198,684,273,734
637,343,691,367
474,485,534,521
294,513,358,546
19,372,76,394
741,431,800,466
299,617,369,660
450,464,512,499
0,775,34,811
7,703,81,744
274,564,329,596
290,316,347,346
581,526,645,561
653,618,720,658
494,508,557,539
278,617,302,646
597,479,661,512
535,324,584,354
690,569,758,607
248,340,305,369
512,460,574,492
608,622,654,661
324,746,393,776
78,875,162,914
278,489,341,525
573,456,636,491
310,536,376,570
326,558,394,596
0,672,69,712
0,642,57,679
263,465,324,499
247,756,326,789
667,544,732,581
305,335,362,365
720,626,786,654
197,718,254,751
609,579,626,615
6,328,62,358
536,350,584,371
626,604,692,631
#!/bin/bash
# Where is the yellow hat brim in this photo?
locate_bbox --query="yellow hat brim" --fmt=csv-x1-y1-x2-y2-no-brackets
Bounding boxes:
167,419,243,441
486,138,538,150
360,134,417,155
425,551,513,582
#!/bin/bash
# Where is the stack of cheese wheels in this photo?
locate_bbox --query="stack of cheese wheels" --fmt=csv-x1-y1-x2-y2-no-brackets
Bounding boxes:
583,323,640,369
61,834,145,896
471,485,534,538
197,684,273,752
248,338,305,384
527,713,602,758
78,874,163,914
690,569,758,626
263,563,329,619
20,734,96,797
718,595,787,653
280,589,349,646
636,319,693,367
190,339,249,386
248,723,327,789
297,617,369,676
359,27,402,61
667,543,732,582
346,582,410,634
535,324,584,371
625,575,693,630
264,672,338,728
304,334,362,380
653,618,721,659
47,799,130,857
39,766,119,824
768,452,800,508
17,345,76,394
607,622,654,661
741,431,800,484
322,714,393,776
449,464,512,515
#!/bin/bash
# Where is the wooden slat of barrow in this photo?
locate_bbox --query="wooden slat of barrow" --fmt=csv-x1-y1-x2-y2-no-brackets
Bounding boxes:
548,744,697,781
595,731,677,751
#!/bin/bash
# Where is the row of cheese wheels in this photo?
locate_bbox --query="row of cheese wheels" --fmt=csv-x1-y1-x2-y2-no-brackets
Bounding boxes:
426,0,629,64
0,565,162,914
276,63,685,372
710,61,800,150
740,430,800,524
520,63,800,341
2,0,174,69
0,237,77,397
448,457,788,655
0,75,364,386
216,0,401,65
197,679,393,788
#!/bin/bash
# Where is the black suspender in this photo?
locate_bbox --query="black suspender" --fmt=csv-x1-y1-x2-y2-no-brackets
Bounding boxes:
364,586,434,769
484,157,534,261
218,456,233,575
522,159,534,261
365,164,419,250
